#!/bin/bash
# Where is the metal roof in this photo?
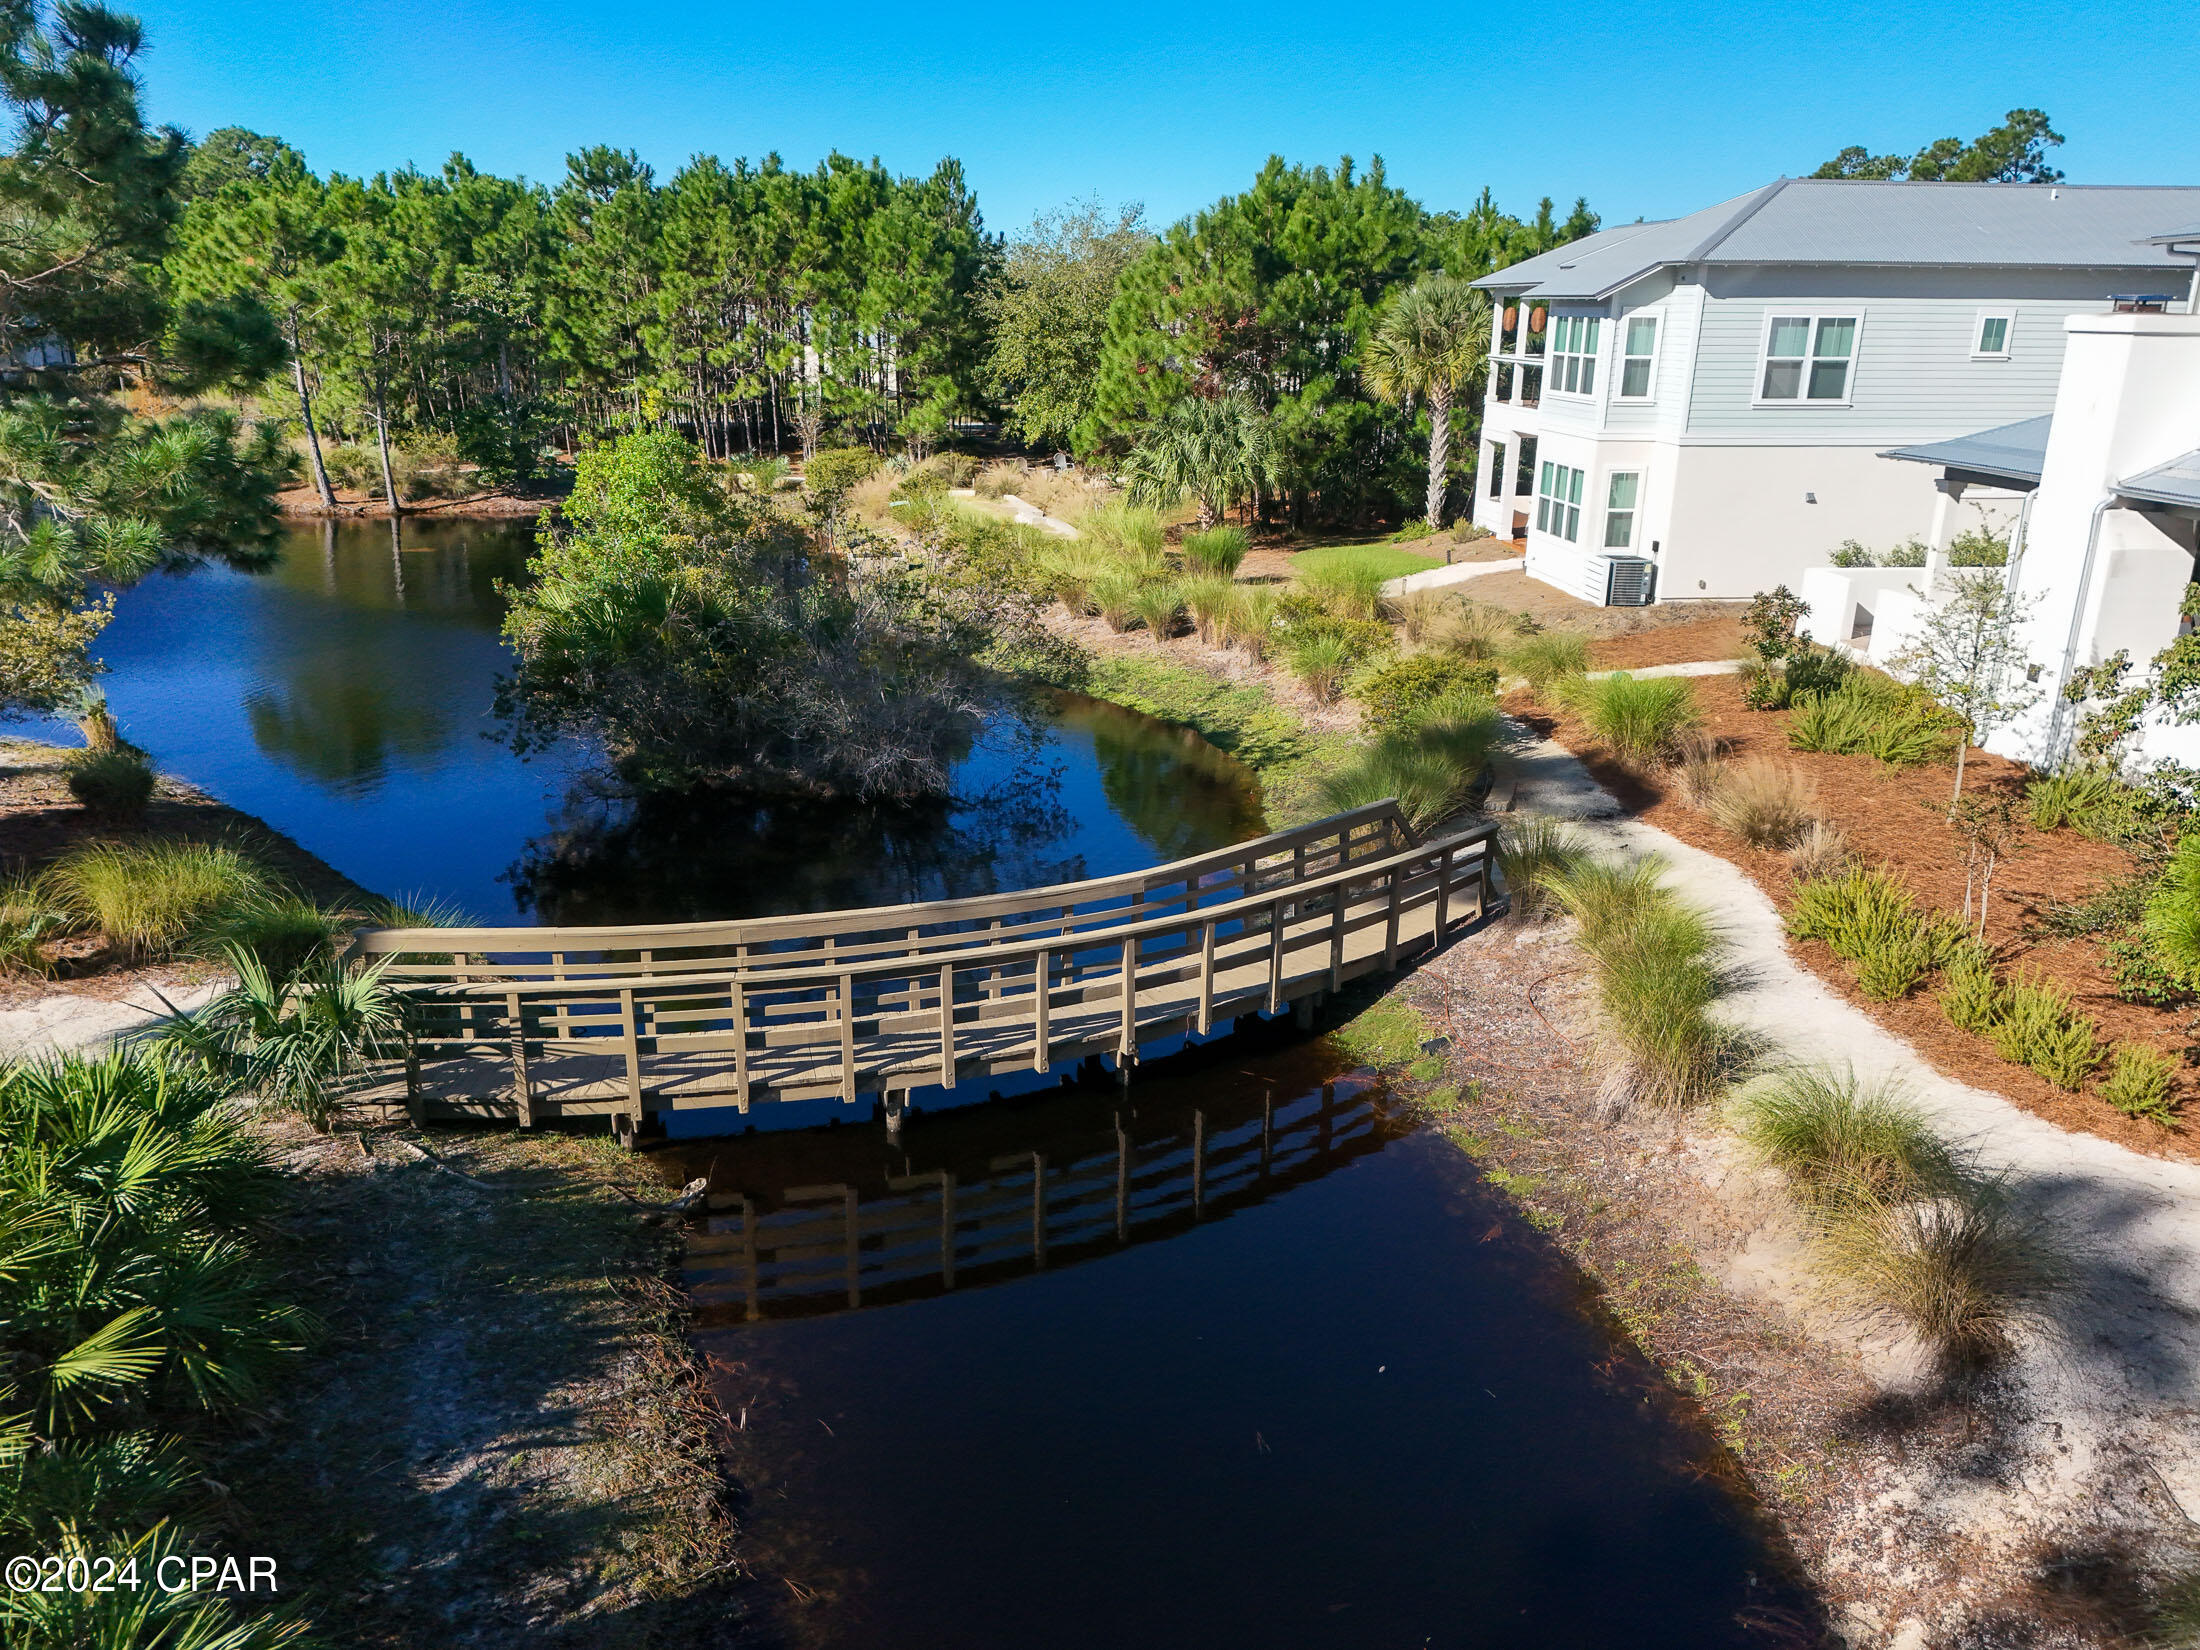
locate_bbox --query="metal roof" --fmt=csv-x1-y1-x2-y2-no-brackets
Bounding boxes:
2146,223,2200,245
1880,415,2054,486
1476,179,2200,301
2117,449,2200,510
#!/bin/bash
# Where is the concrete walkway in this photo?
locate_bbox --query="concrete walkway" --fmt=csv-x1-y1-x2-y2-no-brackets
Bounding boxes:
1507,727,2200,1520
1380,555,1526,597
995,493,1081,538
1586,658,1746,680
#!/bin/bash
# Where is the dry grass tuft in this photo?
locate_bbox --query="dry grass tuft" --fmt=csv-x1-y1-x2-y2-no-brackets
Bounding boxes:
1705,756,1821,849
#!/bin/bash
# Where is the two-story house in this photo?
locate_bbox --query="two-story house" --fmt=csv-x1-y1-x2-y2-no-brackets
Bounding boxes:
1470,178,2200,606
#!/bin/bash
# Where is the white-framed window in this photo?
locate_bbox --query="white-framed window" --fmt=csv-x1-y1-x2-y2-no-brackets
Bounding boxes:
1602,472,1641,549
1548,314,1600,396
1536,461,1584,541
1757,313,1859,403
1617,316,1658,398
1971,310,2014,359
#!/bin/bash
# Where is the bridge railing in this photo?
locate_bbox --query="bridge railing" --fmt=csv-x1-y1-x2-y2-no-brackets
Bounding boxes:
350,801,1415,987
380,812,1498,1124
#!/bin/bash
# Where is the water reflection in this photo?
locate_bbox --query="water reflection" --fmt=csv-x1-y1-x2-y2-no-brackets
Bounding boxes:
36,523,1268,924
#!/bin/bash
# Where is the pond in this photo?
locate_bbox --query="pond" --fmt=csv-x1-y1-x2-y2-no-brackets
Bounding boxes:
26,519,1265,926
42,517,1822,1641
679,1031,1822,1648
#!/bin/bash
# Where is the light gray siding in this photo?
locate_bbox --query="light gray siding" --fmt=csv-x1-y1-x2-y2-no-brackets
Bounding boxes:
1681,267,2151,442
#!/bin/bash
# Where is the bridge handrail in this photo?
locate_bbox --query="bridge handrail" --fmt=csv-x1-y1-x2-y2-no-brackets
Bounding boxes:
354,800,1415,982
397,817,1497,1008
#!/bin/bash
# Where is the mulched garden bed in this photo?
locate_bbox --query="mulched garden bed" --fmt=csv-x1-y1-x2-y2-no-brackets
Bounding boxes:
1508,672,2198,1164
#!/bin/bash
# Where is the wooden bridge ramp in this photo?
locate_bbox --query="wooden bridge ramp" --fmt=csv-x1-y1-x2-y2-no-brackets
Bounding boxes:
348,803,1498,1138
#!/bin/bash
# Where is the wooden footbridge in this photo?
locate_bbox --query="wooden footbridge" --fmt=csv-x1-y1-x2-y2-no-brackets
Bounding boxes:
350,802,1498,1140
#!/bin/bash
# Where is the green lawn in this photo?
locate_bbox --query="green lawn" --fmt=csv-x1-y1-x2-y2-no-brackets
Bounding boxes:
1287,543,1446,584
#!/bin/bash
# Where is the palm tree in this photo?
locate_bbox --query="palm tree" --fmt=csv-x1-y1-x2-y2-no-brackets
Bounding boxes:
1364,276,1492,530
1122,392,1281,530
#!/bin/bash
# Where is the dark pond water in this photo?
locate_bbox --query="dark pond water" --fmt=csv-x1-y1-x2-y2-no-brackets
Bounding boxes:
679,1033,1821,1649
27,519,1265,925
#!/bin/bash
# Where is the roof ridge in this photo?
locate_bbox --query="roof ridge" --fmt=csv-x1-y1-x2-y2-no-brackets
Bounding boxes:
1682,177,1792,264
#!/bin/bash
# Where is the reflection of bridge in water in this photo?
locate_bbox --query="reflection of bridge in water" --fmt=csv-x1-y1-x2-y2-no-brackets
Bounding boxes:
684,1075,1396,1323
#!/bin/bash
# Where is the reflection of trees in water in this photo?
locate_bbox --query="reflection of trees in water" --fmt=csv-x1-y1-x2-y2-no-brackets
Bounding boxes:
506,758,1083,926
503,694,1269,926
244,667,460,788
1062,693,1267,861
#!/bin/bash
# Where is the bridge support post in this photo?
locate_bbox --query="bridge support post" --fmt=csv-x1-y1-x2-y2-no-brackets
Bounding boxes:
1294,993,1321,1032
612,1111,636,1151
884,1089,908,1142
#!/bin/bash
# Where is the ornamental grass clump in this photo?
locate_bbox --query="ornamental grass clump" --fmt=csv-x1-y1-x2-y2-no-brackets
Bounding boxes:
1502,631,1589,695
1083,503,1166,564
1089,569,1143,633
1221,585,1281,658
0,877,66,978
1288,632,1358,702
1812,1173,2065,1370
1180,525,1248,578
1127,581,1184,638
2099,1042,2179,1125
1732,1067,1965,1208
2142,834,2200,982
1787,819,1851,882
1495,813,1590,921
1316,689,1505,831
39,841,271,963
1433,599,1521,663
2026,766,2124,832
1787,674,1959,768
63,746,155,818
1559,671,1702,769
1705,756,1822,849
1299,559,1388,622
1547,857,1746,1110
1181,575,1236,646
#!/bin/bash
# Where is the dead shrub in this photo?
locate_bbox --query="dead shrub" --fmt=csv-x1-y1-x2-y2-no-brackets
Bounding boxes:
1706,756,1821,849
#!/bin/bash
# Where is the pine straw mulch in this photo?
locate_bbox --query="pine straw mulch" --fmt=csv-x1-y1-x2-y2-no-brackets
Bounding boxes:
1507,673,2198,1165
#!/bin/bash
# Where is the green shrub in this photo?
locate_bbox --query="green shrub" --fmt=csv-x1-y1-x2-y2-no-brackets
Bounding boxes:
1559,672,1701,767
2142,834,2200,979
1288,632,1358,702
39,841,271,962
2104,932,2196,1007
1987,969,2103,1091
1938,940,2004,1032
63,747,155,816
1882,537,1929,568
201,892,352,983
804,445,882,503
1390,517,1436,541
1945,528,2009,568
1788,865,1950,999
2099,1042,2179,1125
1317,686,1505,829
1502,630,1590,694
1829,540,1874,569
1742,642,1853,712
1496,814,1590,921
1733,1067,1964,1205
1181,525,1249,577
1788,674,1958,767
1351,652,1500,735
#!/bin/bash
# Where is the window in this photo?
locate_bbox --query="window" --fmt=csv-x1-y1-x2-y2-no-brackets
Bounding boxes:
1617,316,1657,398
1972,311,2014,359
1548,315,1600,395
1487,441,1506,499
1536,461,1584,541
1602,472,1640,548
1759,314,1858,402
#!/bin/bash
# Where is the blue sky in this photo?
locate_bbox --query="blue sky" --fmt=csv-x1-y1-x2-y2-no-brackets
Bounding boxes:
132,0,2198,236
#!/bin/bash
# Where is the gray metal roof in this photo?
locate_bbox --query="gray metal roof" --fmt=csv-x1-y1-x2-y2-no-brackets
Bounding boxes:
2117,449,2200,510
1476,179,2200,301
1880,415,2053,486
2146,222,2200,245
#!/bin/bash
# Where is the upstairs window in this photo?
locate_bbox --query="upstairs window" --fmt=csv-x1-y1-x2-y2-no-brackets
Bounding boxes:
1972,311,2014,359
1618,316,1658,398
1759,314,1858,402
1549,315,1600,395
1536,461,1584,541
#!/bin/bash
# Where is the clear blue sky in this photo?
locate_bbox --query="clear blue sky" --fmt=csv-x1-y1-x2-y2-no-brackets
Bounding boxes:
131,0,2198,236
